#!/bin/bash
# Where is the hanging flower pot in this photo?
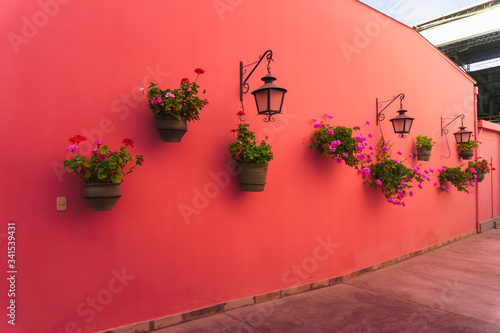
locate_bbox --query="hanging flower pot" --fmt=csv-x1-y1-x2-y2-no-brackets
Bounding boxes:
84,183,122,211
238,163,269,192
157,115,188,142
476,172,485,182
228,114,273,192
415,136,435,162
458,150,474,160
63,135,144,211
445,171,457,181
416,147,432,161
144,68,208,143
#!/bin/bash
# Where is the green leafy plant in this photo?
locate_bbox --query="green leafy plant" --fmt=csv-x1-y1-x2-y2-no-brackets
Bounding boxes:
437,165,472,193
364,138,428,205
229,112,273,164
63,135,144,184
415,135,436,149
144,68,208,122
457,139,479,151
309,114,372,168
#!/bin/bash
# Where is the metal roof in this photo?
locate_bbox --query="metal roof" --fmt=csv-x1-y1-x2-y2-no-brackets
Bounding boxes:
416,1,500,121
438,30,500,65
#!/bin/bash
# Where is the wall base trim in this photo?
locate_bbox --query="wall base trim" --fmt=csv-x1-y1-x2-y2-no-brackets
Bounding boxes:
99,230,477,333
479,215,499,233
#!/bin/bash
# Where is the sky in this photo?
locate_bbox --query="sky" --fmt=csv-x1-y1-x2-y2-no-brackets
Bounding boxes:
358,0,487,26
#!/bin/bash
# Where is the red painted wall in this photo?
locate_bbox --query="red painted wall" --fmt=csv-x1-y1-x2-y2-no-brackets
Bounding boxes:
1,1,492,332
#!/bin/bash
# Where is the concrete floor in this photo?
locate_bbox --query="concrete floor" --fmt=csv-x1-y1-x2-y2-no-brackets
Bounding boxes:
158,229,500,332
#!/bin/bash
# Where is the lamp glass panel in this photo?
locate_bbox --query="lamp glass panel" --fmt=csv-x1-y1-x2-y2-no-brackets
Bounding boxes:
254,90,269,112
391,119,405,133
269,89,284,111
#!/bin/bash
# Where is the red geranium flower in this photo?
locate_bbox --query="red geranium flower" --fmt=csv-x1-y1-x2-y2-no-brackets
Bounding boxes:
122,138,134,147
194,68,205,75
181,78,190,84
69,135,87,144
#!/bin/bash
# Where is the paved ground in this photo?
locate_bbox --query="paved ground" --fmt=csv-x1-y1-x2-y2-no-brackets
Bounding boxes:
158,229,500,332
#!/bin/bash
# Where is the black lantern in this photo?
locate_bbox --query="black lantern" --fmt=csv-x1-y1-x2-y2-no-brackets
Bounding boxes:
376,93,414,138
440,114,473,159
389,108,414,136
251,74,287,122
240,50,287,122
453,126,472,144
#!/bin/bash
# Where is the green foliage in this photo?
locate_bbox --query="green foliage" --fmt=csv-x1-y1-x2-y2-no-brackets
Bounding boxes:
64,143,143,184
415,135,436,149
364,138,421,204
229,123,273,164
309,121,370,168
437,165,472,192
457,139,479,151
146,77,207,122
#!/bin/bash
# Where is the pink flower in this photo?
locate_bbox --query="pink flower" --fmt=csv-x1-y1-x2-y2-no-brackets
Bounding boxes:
368,133,373,138
382,146,389,151
66,145,78,152
441,185,446,189
418,184,423,189
366,120,370,125
312,118,317,122
94,140,104,146
409,190,414,197
139,87,145,92
326,129,334,135
409,153,413,158
387,198,393,203
369,145,374,150
90,148,99,154
429,168,434,173
434,182,438,186
466,190,470,194
446,190,450,193
397,151,402,155
203,99,209,105
165,92,175,98
327,114,333,119
314,123,321,128
394,159,399,163
375,179,382,186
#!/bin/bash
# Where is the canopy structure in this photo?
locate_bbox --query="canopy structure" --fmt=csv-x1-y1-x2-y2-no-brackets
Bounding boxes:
416,0,500,123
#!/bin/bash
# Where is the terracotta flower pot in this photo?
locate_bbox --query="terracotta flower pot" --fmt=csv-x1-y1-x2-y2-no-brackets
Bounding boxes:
156,115,188,142
416,147,432,161
84,183,121,211
458,150,474,160
238,163,269,192
476,172,485,183
445,171,456,182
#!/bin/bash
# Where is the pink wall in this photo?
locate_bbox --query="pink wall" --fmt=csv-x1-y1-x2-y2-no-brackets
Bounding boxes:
0,1,490,332
477,120,500,221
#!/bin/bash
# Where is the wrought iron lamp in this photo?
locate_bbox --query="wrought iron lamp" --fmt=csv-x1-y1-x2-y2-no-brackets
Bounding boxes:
441,114,472,144
376,93,414,137
440,114,473,159
240,50,287,122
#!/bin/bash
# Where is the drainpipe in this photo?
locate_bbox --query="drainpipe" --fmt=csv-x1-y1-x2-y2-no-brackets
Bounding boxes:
474,86,480,233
